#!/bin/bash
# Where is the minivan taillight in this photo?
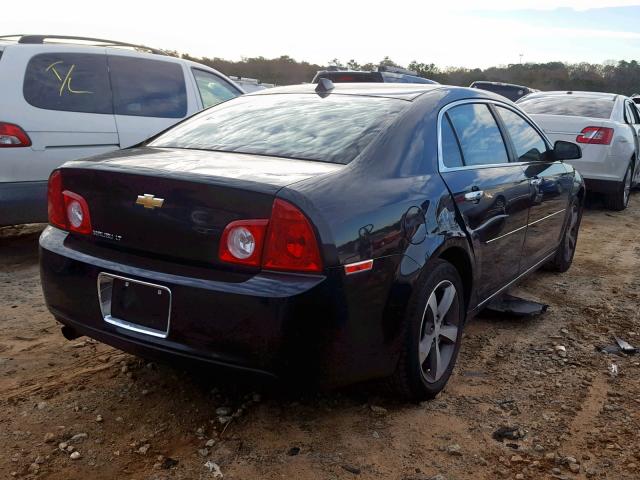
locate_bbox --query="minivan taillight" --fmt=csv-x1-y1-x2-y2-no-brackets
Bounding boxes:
0,122,31,147
47,170,92,234
576,126,613,145
219,199,323,273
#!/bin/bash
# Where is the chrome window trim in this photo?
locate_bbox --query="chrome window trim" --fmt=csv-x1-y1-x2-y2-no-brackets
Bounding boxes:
97,272,172,339
437,98,554,173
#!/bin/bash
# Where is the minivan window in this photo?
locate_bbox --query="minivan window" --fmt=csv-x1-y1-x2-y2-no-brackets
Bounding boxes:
447,103,509,166
150,94,408,165
496,107,548,162
109,56,187,118
192,69,240,109
23,53,113,114
518,95,614,119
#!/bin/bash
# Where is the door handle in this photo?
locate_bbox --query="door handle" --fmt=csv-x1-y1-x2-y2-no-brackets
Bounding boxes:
464,190,484,203
531,177,543,186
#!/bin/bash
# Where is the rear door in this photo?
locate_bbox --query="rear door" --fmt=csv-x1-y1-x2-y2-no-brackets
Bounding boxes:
439,101,531,300
5,46,119,183
494,105,572,270
107,53,198,147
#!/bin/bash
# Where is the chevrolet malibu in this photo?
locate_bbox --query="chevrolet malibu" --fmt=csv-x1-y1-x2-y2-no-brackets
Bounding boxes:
40,82,585,400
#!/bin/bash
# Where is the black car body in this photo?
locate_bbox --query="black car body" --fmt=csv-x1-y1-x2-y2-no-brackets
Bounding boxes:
470,81,537,102
40,83,584,399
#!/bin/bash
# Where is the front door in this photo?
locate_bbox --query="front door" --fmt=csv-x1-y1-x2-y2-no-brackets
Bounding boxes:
493,105,572,270
439,102,531,300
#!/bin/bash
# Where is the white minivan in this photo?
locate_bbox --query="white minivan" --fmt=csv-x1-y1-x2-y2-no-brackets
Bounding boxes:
0,35,244,226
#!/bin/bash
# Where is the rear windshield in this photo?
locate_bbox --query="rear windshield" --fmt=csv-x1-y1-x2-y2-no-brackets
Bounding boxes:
312,72,382,83
472,83,528,101
518,95,614,119
149,94,408,164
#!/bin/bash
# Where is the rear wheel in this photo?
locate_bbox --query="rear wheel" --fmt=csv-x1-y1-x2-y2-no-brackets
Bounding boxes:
546,197,582,273
390,260,465,401
604,163,632,211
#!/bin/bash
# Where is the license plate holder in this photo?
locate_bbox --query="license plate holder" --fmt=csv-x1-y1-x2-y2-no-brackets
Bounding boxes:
98,273,171,338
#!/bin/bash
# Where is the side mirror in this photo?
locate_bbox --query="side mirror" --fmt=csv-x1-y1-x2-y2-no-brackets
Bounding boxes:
553,140,582,161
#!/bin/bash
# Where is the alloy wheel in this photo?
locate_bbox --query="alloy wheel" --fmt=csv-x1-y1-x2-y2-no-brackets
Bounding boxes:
418,280,460,383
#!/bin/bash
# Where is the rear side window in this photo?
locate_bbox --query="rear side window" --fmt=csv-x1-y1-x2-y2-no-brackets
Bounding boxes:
109,56,187,118
23,53,113,114
441,115,464,168
192,69,239,109
447,103,509,167
496,107,548,162
518,96,614,119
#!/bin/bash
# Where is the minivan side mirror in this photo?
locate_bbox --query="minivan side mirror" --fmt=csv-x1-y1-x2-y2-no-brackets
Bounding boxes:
553,140,582,161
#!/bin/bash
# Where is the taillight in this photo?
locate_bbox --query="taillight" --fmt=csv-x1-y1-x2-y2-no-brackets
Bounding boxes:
48,171,66,229
46,170,92,234
0,122,31,147
62,190,92,234
218,199,323,273
263,199,322,273
576,126,613,145
219,219,268,267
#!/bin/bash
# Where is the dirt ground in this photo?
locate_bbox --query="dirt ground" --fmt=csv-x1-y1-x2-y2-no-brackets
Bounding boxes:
1,194,639,480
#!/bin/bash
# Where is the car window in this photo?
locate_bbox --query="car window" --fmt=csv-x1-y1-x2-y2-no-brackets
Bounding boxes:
441,114,464,168
23,53,113,114
150,94,408,165
496,107,548,162
472,83,527,101
192,69,240,109
447,103,509,166
518,95,614,119
108,56,187,118
624,102,640,124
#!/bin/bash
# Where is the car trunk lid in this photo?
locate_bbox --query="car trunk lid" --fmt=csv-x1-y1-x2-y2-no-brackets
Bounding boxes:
59,147,342,267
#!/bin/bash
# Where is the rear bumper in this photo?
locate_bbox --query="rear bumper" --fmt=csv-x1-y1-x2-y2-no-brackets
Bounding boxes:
39,227,405,387
0,181,48,226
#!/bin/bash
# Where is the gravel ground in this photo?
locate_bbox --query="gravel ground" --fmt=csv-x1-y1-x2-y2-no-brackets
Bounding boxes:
1,194,639,480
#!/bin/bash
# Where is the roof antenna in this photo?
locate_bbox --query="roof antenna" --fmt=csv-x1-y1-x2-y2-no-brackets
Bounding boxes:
315,77,335,98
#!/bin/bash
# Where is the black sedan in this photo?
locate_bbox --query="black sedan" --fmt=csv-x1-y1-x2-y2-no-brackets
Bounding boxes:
40,81,585,400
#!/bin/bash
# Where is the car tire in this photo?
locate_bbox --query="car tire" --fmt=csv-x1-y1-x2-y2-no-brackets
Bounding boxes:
546,197,583,273
390,260,465,401
604,162,632,211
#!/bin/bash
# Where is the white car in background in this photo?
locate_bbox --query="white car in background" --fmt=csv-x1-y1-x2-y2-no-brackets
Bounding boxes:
518,91,640,210
0,35,244,226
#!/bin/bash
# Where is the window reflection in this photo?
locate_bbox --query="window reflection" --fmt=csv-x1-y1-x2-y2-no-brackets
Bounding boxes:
496,107,548,162
151,94,408,164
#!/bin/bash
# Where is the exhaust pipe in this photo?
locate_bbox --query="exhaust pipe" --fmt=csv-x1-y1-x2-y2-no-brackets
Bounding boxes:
60,325,81,341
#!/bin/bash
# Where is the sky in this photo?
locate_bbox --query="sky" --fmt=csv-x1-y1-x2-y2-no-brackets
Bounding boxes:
2,0,640,68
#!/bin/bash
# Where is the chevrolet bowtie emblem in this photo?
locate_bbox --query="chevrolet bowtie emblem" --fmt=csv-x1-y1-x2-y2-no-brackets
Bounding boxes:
136,194,164,209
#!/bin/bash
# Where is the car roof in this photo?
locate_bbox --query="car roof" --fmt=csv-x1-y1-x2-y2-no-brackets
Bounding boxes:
248,82,445,101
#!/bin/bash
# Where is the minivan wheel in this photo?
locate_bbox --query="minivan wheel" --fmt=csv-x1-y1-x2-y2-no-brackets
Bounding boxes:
605,163,632,211
546,197,582,273
390,260,465,401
